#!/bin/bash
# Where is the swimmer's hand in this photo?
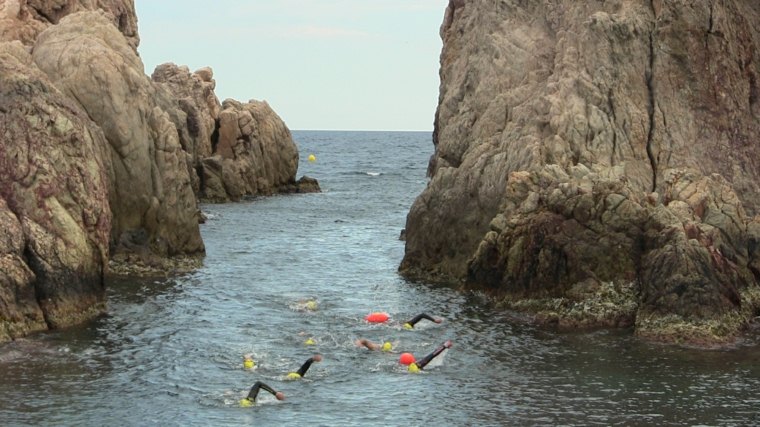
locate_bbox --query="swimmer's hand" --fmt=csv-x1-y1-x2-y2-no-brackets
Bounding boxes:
275,392,285,401
312,354,323,362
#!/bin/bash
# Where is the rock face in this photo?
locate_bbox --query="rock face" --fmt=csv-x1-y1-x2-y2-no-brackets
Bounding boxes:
0,0,139,50
0,3,316,342
201,98,301,201
401,0,760,345
0,41,111,341
32,11,205,260
152,64,313,202
151,63,219,165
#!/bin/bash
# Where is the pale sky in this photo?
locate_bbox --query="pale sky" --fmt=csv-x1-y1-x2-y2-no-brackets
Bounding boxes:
134,0,448,131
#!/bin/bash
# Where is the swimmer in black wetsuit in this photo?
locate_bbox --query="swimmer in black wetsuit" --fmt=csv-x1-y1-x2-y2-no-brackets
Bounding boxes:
287,354,323,379
408,340,452,372
240,381,285,406
403,313,443,329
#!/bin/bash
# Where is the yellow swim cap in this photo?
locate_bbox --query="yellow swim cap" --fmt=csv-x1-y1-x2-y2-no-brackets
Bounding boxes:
305,301,318,311
381,342,392,352
240,398,252,407
243,359,255,369
286,372,302,380
305,338,316,346
408,363,420,373
403,323,413,330
308,154,316,162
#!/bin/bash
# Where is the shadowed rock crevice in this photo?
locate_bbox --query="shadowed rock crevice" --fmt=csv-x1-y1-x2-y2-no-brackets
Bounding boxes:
645,12,657,192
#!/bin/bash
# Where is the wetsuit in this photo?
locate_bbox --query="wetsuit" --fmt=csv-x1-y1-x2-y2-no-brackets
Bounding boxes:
404,313,437,328
295,356,318,377
415,340,452,369
246,381,279,402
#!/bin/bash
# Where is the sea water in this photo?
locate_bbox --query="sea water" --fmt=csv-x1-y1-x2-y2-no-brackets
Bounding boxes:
1,131,759,426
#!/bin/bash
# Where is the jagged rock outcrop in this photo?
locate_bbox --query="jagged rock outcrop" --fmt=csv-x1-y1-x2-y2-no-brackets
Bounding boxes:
0,41,111,341
151,63,219,164
1,2,317,342
201,98,301,201
32,11,205,260
401,0,760,345
0,0,138,50
152,64,318,202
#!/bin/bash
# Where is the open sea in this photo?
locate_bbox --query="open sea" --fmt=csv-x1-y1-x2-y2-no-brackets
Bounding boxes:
1,130,760,426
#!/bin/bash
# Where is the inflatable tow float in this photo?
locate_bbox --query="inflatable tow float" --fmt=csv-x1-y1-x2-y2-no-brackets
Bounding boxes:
364,312,390,323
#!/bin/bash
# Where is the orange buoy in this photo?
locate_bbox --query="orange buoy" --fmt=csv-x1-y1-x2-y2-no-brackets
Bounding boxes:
399,353,416,365
365,312,390,323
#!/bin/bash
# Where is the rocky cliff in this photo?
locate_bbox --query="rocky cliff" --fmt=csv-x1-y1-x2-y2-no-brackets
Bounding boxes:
0,41,111,341
0,0,138,50
401,0,760,346
0,1,316,341
151,64,317,202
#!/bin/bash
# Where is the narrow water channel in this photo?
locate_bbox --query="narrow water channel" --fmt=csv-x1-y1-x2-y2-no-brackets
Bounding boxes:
1,131,759,426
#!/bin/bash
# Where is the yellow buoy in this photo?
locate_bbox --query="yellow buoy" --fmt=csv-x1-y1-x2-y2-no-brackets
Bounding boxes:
308,154,316,163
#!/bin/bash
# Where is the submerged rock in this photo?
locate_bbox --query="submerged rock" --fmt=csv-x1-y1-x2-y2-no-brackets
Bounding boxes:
401,0,760,346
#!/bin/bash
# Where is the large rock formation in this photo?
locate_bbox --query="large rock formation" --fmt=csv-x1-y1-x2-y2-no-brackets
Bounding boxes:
0,41,111,341
32,11,205,261
0,2,316,342
401,0,760,346
0,0,138,50
151,64,317,202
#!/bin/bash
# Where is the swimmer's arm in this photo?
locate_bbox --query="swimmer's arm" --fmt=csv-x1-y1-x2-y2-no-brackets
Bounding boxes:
246,381,276,400
356,339,380,351
407,313,437,327
416,341,452,369
295,355,322,376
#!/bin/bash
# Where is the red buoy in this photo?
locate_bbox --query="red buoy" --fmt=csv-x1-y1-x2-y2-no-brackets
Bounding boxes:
399,353,416,365
365,312,390,323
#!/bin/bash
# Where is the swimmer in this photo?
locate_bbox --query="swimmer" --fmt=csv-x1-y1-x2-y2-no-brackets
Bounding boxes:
403,313,443,329
291,299,319,312
243,354,255,369
239,381,285,406
405,340,452,372
286,354,323,379
355,339,393,352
